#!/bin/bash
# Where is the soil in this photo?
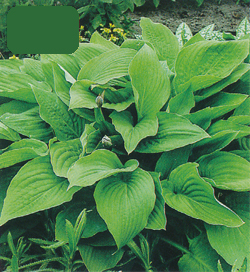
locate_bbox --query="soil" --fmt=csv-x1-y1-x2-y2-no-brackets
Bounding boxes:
126,0,250,35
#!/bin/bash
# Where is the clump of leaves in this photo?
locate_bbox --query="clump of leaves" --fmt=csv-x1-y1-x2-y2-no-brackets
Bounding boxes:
0,17,249,272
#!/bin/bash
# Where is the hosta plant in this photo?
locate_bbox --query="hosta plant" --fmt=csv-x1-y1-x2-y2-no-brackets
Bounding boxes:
0,17,249,271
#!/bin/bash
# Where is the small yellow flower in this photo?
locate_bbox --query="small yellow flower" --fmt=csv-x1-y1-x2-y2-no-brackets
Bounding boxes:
109,34,118,42
9,55,19,60
109,23,115,28
103,28,111,34
80,25,84,30
79,35,84,42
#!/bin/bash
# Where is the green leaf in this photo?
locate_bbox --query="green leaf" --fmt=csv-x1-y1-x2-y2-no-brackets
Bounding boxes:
161,163,243,227
234,96,250,116
69,80,134,112
176,22,193,47
178,233,221,272
73,43,108,68
236,17,250,39
110,110,158,154
136,112,209,153
192,130,239,160
65,219,76,258
49,138,82,178
0,122,21,142
41,54,80,79
140,17,179,70
121,39,153,51
0,106,54,143
198,92,248,120
185,107,212,130
198,151,250,191
94,168,156,248
174,40,249,94
56,205,107,242
168,89,195,115
195,63,250,102
68,150,139,188
77,48,136,84
128,44,171,120
90,31,119,50
78,245,124,272
52,62,72,106
32,86,85,141
206,192,250,269
0,72,50,103
20,58,45,82
0,59,23,74
0,156,80,226
0,139,48,169
146,172,166,230
183,33,205,47
155,146,191,180
199,24,215,40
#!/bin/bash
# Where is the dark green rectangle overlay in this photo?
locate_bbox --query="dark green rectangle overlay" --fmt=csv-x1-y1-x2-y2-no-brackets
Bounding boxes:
7,6,79,54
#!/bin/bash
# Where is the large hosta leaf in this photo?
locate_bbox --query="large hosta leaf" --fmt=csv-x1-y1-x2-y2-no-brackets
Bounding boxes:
0,122,21,142
72,43,108,68
136,112,209,153
0,139,48,169
178,234,222,272
68,150,139,188
0,106,54,143
198,151,250,191
41,54,80,79
0,72,50,103
128,44,170,120
195,63,250,102
161,163,243,227
69,80,134,112
146,172,166,230
32,86,85,141
0,156,79,226
20,58,45,82
49,138,82,178
205,192,250,269
77,48,136,84
140,17,179,70
174,39,249,94
110,110,158,154
94,168,156,248
90,31,119,50
78,245,124,272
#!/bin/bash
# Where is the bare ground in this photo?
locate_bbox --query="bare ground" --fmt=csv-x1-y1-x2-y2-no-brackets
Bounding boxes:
126,0,250,35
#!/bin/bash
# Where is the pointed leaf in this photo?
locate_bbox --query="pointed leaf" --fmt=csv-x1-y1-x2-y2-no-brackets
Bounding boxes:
168,89,195,115
140,17,179,70
178,234,221,272
49,138,82,178
0,106,54,143
128,44,170,120
161,163,243,227
77,48,136,84
198,151,250,191
73,43,108,68
176,22,193,47
90,31,119,50
195,63,250,102
146,172,166,230
236,17,250,39
32,86,85,141
78,245,124,272
205,192,250,269
0,72,50,103
136,112,210,153
174,40,249,94
110,110,158,154
0,139,48,169
20,58,45,81
68,149,139,188
0,122,21,142
41,54,80,79
94,168,156,248
0,156,80,226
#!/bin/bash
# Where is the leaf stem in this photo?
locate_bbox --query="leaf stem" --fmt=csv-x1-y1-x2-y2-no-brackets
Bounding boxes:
160,238,190,254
